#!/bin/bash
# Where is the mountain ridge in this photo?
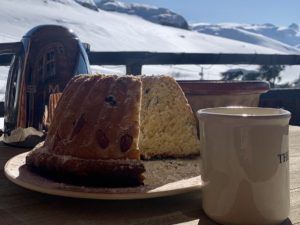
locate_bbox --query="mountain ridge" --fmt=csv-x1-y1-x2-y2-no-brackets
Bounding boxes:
191,22,300,50
95,0,188,29
55,0,300,50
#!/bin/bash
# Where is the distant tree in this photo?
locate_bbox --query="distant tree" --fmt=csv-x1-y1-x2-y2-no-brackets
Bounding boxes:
221,68,260,81
221,69,243,80
259,65,285,88
221,65,285,88
291,74,300,88
242,70,261,80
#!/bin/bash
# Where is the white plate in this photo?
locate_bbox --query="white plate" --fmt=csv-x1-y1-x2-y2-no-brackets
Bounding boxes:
4,152,204,200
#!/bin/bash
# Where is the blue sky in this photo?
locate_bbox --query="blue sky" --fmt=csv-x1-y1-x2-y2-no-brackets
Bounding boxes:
121,0,300,26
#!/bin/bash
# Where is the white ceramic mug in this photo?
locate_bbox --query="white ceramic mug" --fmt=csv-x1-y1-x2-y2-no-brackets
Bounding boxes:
197,106,291,225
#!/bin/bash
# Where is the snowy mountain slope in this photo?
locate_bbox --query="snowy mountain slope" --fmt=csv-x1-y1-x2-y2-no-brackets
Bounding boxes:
0,0,300,103
191,23,300,50
95,0,188,29
75,0,98,11
66,0,300,50
191,23,300,54
1,0,297,54
90,0,300,51
241,23,300,48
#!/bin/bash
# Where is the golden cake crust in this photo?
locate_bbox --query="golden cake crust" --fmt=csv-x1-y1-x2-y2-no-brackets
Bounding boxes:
26,75,145,186
45,75,142,160
26,144,145,187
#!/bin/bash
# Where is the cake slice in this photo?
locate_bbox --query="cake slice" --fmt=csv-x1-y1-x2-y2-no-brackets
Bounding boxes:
26,75,145,187
140,75,200,159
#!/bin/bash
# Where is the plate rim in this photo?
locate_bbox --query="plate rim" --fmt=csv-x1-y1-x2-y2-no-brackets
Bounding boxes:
4,152,203,200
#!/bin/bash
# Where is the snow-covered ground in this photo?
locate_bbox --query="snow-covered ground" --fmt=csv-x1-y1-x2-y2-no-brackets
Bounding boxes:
191,22,300,49
2,0,290,53
1,0,300,101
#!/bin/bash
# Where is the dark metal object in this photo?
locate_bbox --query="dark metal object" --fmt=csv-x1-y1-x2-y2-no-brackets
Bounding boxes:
0,25,91,147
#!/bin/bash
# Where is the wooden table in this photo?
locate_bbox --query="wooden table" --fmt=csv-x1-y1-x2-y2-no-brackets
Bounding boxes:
0,126,300,225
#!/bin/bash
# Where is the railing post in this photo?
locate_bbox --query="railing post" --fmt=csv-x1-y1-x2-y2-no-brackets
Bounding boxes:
126,63,142,75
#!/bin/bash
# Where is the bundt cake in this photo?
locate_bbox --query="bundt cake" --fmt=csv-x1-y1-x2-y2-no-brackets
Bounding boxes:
140,76,200,159
26,75,145,187
26,74,200,187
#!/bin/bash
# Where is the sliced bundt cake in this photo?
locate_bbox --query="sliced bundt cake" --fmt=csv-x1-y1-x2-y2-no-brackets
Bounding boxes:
26,75,145,187
26,74,201,187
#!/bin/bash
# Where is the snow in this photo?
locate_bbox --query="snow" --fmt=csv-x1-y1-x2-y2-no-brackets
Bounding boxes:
95,0,188,29
75,0,98,11
1,0,295,53
0,0,300,102
191,22,300,49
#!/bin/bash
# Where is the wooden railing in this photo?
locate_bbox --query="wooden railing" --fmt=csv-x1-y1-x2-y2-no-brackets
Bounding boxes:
87,52,300,75
2,51,300,74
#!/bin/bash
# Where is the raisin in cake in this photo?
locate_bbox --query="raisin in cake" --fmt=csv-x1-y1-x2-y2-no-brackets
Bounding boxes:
140,76,200,159
26,75,145,187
